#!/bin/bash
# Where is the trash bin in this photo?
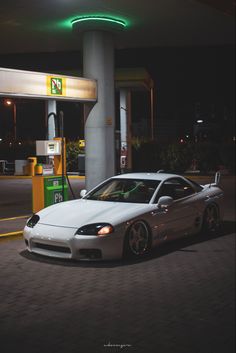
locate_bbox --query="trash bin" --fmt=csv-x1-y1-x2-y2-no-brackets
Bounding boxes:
35,163,43,175
27,157,37,176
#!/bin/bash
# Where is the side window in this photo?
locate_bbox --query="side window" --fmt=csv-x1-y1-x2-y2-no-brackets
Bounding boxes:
155,178,195,202
173,178,195,199
186,178,203,192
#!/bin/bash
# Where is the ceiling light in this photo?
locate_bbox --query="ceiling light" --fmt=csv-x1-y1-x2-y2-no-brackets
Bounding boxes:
71,15,126,28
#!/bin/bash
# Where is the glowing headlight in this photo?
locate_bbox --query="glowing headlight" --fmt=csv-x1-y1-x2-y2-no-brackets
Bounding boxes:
27,214,40,228
75,223,114,236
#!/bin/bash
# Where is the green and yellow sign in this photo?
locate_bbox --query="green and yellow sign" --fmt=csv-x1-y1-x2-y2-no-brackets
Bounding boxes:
51,78,62,95
47,76,66,96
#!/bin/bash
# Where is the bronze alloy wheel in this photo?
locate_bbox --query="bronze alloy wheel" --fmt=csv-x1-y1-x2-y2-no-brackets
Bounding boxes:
202,204,220,234
125,220,151,257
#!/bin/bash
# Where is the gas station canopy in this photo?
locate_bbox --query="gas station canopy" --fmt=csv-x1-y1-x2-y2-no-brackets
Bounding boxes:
0,67,97,102
0,0,234,55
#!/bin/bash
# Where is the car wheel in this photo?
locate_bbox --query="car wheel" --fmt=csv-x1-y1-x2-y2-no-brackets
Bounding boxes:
202,204,220,235
124,220,151,258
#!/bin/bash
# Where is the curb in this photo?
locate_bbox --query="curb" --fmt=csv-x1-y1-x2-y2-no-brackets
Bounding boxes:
0,231,23,238
0,215,28,238
0,215,30,222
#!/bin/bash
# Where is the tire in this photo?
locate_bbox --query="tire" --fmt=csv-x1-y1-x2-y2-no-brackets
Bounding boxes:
124,220,151,258
202,204,220,235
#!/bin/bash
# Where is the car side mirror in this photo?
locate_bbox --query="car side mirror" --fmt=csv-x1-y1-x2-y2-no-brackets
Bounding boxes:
157,196,174,209
80,189,87,198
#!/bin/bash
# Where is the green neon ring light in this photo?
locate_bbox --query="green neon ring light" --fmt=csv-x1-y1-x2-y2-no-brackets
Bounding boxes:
71,16,127,28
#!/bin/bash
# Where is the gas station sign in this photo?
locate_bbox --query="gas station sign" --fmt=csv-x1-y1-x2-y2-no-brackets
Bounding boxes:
48,77,64,96
0,67,97,102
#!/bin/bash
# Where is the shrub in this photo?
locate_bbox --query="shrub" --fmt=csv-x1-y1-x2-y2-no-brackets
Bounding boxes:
66,141,84,172
132,141,162,172
192,142,221,173
160,142,193,173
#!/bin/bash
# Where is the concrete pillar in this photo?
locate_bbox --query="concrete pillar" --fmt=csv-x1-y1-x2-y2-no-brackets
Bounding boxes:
120,89,132,172
46,100,57,139
83,31,115,190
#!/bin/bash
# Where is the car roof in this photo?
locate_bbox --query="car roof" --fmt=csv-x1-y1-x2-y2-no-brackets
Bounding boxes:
112,172,181,182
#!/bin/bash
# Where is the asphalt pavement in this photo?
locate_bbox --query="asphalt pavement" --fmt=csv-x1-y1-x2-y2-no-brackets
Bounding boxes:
0,176,85,236
0,175,235,353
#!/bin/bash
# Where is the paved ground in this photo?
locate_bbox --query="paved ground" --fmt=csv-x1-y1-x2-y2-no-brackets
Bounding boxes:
0,176,85,218
0,176,235,353
0,177,85,235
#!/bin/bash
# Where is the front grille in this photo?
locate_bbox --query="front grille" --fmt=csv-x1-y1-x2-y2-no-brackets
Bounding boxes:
34,242,71,254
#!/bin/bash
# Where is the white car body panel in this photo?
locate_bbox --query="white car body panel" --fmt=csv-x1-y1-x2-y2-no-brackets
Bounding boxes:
38,199,152,228
23,173,224,261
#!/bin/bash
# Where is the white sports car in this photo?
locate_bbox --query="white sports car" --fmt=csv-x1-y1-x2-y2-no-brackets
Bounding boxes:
24,172,224,261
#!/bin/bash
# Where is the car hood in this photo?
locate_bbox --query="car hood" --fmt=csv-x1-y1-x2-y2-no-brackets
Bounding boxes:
37,199,152,228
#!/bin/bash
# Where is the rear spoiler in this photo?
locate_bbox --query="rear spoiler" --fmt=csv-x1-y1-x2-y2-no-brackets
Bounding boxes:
214,171,221,186
203,171,221,189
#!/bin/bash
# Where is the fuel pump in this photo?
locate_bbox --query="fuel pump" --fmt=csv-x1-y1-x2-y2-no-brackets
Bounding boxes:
32,111,68,213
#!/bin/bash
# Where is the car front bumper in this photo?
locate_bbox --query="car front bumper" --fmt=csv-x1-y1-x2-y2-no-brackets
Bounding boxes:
23,223,124,261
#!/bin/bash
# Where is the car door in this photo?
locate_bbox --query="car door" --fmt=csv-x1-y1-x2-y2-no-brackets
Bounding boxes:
151,177,199,242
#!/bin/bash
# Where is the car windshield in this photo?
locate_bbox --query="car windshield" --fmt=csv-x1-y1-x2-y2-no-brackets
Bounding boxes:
84,178,161,203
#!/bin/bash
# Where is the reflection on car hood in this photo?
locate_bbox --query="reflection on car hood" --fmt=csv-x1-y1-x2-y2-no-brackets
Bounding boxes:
37,199,151,228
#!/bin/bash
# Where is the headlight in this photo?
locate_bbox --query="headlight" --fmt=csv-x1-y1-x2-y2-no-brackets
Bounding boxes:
27,214,40,228
75,223,114,236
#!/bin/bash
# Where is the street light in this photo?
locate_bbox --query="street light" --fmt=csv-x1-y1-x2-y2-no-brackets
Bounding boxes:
4,99,17,140
5,99,12,106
